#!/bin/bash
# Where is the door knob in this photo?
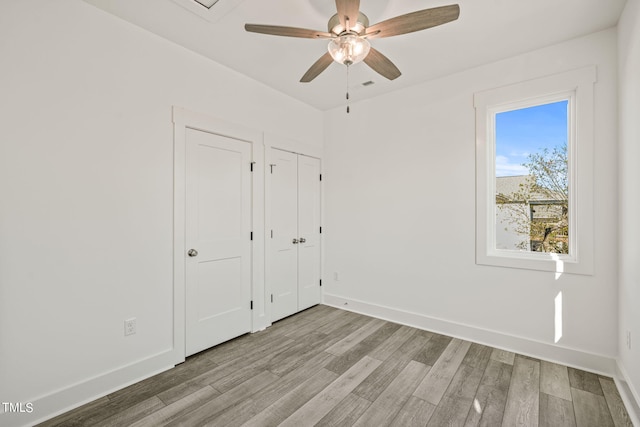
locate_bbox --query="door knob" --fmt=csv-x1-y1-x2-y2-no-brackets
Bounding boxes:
299,237,306,243
292,238,299,244
188,249,198,257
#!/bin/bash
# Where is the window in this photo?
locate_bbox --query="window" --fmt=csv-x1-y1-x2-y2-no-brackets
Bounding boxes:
475,67,596,275
495,99,569,254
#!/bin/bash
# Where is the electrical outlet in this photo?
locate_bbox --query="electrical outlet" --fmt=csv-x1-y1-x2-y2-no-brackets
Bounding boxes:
627,331,632,350
124,318,137,336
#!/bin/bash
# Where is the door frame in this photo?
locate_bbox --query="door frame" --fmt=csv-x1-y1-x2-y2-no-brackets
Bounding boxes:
172,107,266,364
264,134,323,325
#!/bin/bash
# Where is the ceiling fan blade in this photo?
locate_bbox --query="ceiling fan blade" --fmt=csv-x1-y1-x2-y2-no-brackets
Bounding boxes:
335,0,360,30
245,24,332,39
365,4,460,39
364,47,401,80
300,52,334,83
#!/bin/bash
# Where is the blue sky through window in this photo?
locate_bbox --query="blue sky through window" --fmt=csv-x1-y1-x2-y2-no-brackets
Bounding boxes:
495,100,568,177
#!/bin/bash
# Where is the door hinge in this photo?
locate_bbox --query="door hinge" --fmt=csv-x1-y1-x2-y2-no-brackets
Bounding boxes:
250,161,256,172
270,229,273,238
319,279,322,287
250,300,253,310
319,226,322,234
270,164,275,174
320,174,322,181
250,231,253,241
271,294,273,303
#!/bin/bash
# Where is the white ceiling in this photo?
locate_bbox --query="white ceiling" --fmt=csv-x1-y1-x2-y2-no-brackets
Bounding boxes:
83,0,626,111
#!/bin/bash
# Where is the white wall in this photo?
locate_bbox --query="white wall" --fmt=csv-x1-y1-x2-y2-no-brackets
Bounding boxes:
1,0,636,424
618,0,640,416
324,29,619,372
0,1,322,425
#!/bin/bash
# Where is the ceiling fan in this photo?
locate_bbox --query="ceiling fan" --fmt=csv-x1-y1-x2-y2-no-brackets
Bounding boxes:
245,0,460,83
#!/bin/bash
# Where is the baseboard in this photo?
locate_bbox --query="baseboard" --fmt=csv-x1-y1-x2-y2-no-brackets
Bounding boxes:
323,293,617,376
616,362,640,426
0,348,179,427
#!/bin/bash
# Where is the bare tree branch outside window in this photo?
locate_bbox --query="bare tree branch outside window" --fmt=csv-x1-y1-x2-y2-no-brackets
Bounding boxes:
496,144,568,253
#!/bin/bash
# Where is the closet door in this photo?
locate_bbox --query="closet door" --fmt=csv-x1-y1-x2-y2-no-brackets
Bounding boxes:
270,149,322,322
297,155,322,310
271,149,299,321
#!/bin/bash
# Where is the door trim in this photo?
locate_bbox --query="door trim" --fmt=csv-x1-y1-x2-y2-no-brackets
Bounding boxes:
172,107,265,364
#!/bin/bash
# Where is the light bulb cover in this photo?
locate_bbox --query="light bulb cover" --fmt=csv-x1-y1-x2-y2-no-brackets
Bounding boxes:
327,34,371,66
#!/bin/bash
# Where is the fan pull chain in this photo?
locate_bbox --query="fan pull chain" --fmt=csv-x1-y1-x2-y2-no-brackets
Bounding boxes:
346,64,350,114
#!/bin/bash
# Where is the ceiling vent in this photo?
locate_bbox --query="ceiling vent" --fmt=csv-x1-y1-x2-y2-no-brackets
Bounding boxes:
172,0,245,23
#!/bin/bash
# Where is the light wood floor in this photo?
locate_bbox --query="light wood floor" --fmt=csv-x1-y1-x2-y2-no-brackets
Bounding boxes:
39,305,632,427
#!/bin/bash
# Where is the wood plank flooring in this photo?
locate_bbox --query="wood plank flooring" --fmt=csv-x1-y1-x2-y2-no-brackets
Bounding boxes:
39,305,633,427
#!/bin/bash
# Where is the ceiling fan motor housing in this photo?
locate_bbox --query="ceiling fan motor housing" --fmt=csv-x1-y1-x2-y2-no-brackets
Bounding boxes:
328,12,369,35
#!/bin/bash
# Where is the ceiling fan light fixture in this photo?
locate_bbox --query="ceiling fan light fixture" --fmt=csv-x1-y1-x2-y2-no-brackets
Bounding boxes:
327,34,371,66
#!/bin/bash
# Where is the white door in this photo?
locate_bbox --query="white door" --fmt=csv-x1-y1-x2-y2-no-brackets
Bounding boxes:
270,149,299,321
185,128,252,356
270,149,321,322
297,155,322,310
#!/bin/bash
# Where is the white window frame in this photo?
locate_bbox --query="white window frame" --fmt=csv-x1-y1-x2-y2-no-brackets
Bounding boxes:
475,67,596,275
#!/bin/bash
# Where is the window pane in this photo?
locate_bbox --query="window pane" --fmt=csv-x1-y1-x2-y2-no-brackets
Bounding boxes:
494,100,569,254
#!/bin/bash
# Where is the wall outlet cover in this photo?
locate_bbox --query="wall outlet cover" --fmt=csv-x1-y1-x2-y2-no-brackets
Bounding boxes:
125,318,137,336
